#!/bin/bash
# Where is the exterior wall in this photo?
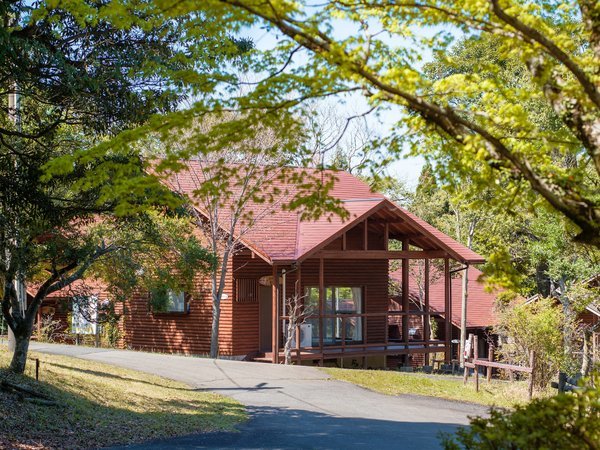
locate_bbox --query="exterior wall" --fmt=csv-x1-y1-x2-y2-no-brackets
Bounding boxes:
579,310,599,328
300,258,389,345
120,256,234,356
230,252,272,356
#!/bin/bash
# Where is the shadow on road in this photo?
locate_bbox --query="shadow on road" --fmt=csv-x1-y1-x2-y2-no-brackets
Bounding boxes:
110,404,464,449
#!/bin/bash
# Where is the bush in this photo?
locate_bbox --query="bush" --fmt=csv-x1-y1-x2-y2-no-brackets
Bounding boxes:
34,315,66,343
442,384,600,449
494,297,578,388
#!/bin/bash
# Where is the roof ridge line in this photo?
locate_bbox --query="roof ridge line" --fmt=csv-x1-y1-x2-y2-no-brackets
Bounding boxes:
341,197,384,202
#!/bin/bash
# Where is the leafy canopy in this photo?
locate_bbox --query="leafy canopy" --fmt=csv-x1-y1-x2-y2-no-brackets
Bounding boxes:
165,0,600,248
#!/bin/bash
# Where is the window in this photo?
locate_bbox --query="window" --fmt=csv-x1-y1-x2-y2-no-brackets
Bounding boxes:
72,296,98,335
150,287,187,313
304,286,363,346
236,279,258,303
165,290,186,312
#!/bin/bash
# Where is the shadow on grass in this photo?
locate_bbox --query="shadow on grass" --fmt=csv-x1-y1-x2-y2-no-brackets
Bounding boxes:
0,367,245,449
109,404,464,450
44,361,194,392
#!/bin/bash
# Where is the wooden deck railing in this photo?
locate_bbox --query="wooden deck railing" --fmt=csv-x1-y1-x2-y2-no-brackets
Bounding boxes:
280,310,443,364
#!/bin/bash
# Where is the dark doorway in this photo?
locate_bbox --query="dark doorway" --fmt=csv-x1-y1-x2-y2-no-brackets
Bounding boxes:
259,285,272,352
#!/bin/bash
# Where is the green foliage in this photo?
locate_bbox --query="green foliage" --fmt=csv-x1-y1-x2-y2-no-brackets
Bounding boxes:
0,0,250,372
194,0,600,247
89,210,216,304
495,297,577,387
442,384,600,450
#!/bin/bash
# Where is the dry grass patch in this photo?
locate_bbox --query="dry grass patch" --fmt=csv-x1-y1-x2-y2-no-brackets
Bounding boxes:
0,349,245,449
324,368,553,408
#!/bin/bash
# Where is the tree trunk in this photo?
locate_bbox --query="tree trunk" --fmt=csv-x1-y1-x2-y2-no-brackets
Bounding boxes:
210,292,221,359
284,318,294,365
581,329,593,377
9,329,31,374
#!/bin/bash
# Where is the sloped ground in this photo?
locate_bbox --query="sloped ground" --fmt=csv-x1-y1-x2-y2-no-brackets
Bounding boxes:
0,349,245,449
28,343,488,449
325,368,550,408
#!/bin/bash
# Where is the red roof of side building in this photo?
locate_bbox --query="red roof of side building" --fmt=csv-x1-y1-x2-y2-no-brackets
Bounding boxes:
28,278,108,300
163,161,485,265
390,266,499,328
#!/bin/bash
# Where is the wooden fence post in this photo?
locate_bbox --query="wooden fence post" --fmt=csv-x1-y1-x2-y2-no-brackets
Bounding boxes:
528,351,535,400
487,345,493,383
35,358,40,381
473,335,479,392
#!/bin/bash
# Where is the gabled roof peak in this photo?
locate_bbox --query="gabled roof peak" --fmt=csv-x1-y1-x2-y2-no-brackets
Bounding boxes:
162,161,485,265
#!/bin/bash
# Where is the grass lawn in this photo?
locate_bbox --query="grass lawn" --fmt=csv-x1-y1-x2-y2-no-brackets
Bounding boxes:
0,349,246,449
324,368,551,408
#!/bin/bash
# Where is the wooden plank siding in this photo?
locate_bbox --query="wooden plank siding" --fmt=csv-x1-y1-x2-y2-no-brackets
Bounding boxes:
120,256,234,356
231,252,271,356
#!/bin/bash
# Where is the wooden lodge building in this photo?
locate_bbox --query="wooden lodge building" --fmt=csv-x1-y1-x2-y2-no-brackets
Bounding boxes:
37,163,487,367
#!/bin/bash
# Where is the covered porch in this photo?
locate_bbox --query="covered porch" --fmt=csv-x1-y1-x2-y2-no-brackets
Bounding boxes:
258,199,484,366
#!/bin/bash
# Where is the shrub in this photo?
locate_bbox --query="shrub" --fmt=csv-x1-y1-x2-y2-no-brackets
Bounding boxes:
35,314,66,343
442,384,600,449
494,297,579,388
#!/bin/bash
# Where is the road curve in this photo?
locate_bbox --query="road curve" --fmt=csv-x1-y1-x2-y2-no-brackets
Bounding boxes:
30,343,486,449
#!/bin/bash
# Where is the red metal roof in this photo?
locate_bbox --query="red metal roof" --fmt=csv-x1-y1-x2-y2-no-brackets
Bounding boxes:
390,266,498,328
161,161,485,264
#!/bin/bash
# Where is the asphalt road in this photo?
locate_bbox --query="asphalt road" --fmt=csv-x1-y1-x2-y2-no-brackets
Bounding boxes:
30,343,487,449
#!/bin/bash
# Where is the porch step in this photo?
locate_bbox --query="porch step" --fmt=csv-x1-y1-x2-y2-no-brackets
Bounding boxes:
251,352,274,363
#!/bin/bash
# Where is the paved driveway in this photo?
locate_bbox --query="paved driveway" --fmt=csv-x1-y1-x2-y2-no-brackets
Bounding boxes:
30,343,486,449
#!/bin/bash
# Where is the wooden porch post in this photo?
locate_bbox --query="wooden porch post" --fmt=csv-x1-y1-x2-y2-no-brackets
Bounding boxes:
460,264,469,368
319,257,325,366
296,263,302,364
424,258,430,366
402,239,410,365
444,257,451,363
272,264,279,363
383,223,389,251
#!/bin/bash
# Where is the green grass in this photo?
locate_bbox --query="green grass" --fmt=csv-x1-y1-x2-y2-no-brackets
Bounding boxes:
324,368,552,408
0,349,246,449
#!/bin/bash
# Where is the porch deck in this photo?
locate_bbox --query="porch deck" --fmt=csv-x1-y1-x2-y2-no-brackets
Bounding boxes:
255,340,449,364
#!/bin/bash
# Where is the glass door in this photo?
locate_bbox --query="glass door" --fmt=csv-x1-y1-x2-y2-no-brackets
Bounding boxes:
305,286,363,347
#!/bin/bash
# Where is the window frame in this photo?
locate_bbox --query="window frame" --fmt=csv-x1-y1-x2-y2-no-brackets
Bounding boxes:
303,285,364,346
151,289,190,315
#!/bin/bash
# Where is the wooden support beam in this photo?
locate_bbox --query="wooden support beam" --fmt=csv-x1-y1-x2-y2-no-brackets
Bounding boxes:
272,264,279,364
363,218,368,251
487,345,493,383
383,223,389,251
342,232,347,251
424,258,430,366
474,334,479,392
296,263,302,365
402,239,409,364
316,250,447,260
319,257,324,367
444,258,451,363
460,264,469,368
